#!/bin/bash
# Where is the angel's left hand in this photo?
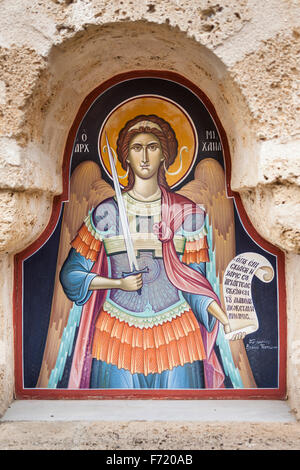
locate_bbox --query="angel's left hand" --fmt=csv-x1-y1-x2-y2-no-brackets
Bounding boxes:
224,323,246,340
230,332,247,340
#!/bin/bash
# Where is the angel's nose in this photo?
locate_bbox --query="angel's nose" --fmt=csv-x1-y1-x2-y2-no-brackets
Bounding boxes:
142,146,149,164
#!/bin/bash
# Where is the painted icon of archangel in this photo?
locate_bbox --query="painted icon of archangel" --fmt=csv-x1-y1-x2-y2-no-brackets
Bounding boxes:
17,73,286,397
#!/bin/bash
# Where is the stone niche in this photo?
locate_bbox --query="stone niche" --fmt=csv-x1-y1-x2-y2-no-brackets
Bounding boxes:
0,2,299,419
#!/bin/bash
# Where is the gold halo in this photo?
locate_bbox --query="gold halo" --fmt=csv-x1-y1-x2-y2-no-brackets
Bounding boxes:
98,95,198,188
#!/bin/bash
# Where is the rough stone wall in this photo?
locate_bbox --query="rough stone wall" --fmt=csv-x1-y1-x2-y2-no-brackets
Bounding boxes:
0,0,299,419
1,420,300,450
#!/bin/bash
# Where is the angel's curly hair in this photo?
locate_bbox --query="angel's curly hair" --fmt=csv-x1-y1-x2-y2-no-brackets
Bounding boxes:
116,114,178,191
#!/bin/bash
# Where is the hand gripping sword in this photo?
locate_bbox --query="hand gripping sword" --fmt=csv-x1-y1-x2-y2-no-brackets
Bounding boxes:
105,133,149,294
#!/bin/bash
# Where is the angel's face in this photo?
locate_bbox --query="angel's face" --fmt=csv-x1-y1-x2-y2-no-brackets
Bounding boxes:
126,133,164,180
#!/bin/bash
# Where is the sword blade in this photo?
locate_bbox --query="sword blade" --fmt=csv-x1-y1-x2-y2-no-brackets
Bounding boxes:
105,133,139,271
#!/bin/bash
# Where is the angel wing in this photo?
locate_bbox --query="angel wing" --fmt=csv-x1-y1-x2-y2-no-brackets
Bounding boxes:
177,158,257,389
37,160,114,388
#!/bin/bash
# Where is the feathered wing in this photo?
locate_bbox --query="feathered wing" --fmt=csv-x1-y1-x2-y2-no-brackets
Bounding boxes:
177,158,257,388
37,160,114,388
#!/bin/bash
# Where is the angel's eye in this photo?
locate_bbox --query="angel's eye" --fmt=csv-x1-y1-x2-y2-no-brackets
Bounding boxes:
148,144,159,152
131,144,142,152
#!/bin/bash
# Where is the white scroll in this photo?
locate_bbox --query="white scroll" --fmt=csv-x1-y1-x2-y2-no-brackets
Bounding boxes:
222,252,274,340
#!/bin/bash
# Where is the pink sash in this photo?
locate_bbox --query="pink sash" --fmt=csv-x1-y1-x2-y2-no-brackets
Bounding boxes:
153,187,224,388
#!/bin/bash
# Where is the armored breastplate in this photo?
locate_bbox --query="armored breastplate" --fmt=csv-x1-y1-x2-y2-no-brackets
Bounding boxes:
105,194,186,315
107,251,187,316
85,192,208,322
